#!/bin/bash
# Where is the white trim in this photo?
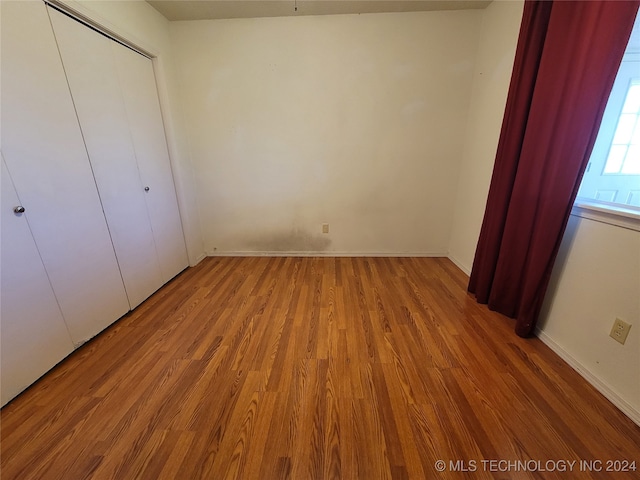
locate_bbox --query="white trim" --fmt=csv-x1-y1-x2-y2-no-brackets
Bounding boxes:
536,328,640,427
206,251,448,257
572,199,640,232
44,0,156,58
191,253,207,266
447,254,471,275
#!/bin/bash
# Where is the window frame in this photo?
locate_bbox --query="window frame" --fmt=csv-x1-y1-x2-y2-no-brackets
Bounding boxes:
572,198,640,231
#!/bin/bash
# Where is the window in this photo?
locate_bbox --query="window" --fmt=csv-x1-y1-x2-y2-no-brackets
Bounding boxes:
575,13,640,224
603,80,640,175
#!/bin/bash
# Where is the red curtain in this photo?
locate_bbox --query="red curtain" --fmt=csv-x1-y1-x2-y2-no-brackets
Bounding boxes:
469,0,639,337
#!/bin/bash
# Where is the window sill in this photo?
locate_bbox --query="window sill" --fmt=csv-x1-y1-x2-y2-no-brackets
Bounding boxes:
572,198,640,232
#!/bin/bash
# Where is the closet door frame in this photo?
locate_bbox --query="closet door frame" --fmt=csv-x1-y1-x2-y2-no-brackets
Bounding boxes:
45,0,192,266
49,7,165,309
48,6,189,305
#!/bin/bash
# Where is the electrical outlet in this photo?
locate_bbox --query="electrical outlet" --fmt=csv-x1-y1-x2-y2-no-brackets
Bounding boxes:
609,318,632,345
322,223,329,234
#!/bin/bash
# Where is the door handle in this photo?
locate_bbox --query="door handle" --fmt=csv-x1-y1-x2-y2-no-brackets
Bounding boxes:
13,206,25,214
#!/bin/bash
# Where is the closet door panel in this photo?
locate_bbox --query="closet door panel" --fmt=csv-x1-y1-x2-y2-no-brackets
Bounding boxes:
112,45,189,282
1,159,75,406
49,8,164,309
1,1,129,344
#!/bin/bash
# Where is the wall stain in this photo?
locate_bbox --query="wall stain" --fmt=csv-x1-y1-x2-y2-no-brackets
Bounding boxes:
244,228,331,252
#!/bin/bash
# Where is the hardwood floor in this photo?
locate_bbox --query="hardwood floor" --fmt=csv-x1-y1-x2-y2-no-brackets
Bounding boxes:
2,257,639,479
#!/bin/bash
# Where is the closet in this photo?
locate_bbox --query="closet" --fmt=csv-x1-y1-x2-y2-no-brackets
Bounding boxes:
1,1,188,406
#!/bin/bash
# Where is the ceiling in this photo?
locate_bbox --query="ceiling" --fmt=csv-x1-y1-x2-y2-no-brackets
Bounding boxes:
146,0,493,21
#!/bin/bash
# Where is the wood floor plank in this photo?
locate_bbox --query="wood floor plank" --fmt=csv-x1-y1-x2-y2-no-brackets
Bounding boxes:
2,257,639,479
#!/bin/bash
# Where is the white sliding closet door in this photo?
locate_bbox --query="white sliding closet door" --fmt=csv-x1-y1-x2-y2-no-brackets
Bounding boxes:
112,44,189,282
1,158,75,406
1,1,129,345
49,8,164,309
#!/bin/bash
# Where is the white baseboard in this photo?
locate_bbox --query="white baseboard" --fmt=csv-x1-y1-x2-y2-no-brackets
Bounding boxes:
206,251,448,257
190,252,207,267
536,328,640,427
447,254,471,275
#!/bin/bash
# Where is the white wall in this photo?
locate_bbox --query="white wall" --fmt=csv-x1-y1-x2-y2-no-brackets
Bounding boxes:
448,0,640,423
448,0,523,272
170,11,481,255
538,217,640,423
60,0,205,265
